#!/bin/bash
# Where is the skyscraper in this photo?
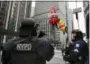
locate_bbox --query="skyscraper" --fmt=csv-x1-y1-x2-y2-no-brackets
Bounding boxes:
0,1,9,43
83,1,89,42
33,1,73,48
1,1,32,43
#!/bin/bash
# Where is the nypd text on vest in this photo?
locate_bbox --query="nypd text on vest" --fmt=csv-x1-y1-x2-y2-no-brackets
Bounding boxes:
16,44,32,51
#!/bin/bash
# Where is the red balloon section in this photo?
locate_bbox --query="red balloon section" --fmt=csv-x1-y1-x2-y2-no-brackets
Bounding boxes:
49,17,59,25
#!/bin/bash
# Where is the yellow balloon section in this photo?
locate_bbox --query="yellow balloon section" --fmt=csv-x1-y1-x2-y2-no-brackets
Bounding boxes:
58,20,66,32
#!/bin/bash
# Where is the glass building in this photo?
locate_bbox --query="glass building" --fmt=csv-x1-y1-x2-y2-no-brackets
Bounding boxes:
0,1,32,43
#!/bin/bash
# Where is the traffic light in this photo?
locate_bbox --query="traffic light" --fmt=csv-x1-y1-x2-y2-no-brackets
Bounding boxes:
76,12,78,20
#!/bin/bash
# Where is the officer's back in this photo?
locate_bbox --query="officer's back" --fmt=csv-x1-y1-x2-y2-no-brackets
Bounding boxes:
1,19,54,64
10,39,41,64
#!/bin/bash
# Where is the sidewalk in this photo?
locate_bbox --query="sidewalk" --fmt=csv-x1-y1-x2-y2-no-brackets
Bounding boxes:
47,48,66,64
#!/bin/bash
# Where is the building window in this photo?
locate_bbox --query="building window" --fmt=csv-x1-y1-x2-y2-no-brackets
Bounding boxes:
26,2,31,18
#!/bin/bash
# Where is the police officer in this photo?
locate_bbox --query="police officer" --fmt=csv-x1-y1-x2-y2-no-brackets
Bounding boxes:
63,30,89,64
1,18,54,64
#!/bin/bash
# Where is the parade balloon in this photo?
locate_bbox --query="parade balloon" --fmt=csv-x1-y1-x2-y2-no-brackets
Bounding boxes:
49,17,59,25
58,20,66,32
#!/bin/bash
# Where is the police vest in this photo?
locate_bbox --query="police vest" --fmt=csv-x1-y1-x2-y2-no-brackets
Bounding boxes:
7,39,46,64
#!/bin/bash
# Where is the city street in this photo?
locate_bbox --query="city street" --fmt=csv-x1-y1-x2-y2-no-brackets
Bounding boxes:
47,48,66,64
0,1,89,64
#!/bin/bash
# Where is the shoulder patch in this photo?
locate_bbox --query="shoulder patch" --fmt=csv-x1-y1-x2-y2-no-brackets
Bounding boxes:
74,49,79,53
76,44,80,48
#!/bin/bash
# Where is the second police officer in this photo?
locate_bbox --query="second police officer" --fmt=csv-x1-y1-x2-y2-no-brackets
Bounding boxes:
63,30,89,64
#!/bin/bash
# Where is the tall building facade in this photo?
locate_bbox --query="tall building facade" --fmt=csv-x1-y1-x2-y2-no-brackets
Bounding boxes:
33,2,59,42
83,1,89,42
67,9,73,43
33,1,73,48
0,1,32,43
0,2,8,27
0,1,10,43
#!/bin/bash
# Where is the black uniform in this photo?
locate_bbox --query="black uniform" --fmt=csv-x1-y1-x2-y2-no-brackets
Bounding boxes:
1,19,54,64
63,30,89,64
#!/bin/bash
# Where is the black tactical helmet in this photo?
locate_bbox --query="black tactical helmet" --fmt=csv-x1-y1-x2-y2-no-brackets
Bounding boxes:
19,18,38,38
20,19,37,29
72,30,83,40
